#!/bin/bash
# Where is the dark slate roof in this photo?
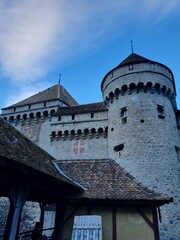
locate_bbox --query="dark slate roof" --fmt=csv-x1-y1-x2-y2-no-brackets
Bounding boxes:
118,53,152,66
0,117,81,188
56,159,172,204
54,102,107,116
2,84,78,109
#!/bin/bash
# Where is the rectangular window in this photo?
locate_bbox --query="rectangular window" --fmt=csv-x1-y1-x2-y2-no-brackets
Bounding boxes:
121,107,128,124
91,113,94,118
121,107,127,118
58,116,61,121
157,105,165,119
122,117,127,124
72,114,75,120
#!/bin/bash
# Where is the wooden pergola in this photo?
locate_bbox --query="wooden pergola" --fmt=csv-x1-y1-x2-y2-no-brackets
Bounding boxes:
0,118,82,240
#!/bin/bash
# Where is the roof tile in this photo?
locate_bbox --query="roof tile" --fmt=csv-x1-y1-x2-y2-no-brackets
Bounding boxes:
56,159,172,203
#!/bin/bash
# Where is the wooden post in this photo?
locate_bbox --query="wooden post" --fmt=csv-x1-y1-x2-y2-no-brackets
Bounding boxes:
3,200,14,240
39,202,45,231
153,207,160,240
53,199,66,240
7,184,29,240
112,207,117,240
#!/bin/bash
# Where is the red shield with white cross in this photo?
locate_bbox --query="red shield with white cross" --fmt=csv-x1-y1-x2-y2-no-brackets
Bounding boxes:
73,140,86,155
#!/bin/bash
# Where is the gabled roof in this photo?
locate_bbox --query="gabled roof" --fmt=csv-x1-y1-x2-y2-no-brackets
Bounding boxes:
56,159,172,204
0,117,81,188
2,84,78,109
54,102,107,116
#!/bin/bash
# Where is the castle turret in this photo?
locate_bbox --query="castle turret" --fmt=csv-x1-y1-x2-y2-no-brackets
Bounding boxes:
101,53,180,239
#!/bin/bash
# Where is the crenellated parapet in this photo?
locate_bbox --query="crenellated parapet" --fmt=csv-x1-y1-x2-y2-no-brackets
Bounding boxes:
103,81,176,109
2,109,56,126
50,127,108,141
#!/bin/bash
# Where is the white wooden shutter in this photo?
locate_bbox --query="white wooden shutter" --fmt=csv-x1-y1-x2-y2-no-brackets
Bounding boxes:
71,215,102,240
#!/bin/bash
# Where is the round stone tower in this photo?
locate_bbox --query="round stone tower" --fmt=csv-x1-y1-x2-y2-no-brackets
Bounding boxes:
101,53,180,239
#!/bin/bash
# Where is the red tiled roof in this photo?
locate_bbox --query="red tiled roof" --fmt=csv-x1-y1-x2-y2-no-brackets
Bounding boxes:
0,117,81,188
56,159,172,203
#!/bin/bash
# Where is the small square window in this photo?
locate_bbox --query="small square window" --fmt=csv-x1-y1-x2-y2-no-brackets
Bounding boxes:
122,117,127,124
157,105,164,114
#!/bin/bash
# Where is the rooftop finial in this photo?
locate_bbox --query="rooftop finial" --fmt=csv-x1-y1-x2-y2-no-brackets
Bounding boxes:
58,74,61,85
58,74,61,99
131,40,134,53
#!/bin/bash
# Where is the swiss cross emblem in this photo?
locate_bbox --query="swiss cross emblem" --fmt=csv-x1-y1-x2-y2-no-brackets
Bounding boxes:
73,140,86,155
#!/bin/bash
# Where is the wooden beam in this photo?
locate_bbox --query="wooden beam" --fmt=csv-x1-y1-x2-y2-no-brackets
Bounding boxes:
135,207,154,229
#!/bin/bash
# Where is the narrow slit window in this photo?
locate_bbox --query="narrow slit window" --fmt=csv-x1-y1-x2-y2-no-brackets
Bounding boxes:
121,107,128,124
72,114,75,120
129,64,133,71
175,146,180,162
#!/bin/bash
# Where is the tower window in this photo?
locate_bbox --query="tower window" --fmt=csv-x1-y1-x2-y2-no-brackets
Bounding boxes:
129,64,133,71
121,107,127,118
91,113,94,118
175,146,180,162
121,107,128,124
114,144,124,152
58,116,61,121
122,117,127,124
157,105,165,119
72,114,75,120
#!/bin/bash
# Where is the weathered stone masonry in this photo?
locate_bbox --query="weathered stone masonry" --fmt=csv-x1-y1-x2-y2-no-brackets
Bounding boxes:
1,53,180,240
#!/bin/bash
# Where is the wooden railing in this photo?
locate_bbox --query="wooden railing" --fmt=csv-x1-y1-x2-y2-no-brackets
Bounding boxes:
0,227,54,240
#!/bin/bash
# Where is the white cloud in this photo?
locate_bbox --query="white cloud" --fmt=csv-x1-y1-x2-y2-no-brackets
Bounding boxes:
0,0,180,106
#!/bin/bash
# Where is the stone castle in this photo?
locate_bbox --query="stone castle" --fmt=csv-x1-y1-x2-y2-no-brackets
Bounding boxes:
1,53,180,239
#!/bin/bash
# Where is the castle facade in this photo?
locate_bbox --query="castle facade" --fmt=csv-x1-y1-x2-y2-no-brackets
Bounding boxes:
1,53,180,239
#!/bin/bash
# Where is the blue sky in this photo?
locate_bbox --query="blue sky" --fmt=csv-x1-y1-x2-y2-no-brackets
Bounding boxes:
0,0,180,110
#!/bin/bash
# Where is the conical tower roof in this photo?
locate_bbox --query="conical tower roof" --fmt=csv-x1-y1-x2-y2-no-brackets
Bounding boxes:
118,53,152,66
101,53,175,92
